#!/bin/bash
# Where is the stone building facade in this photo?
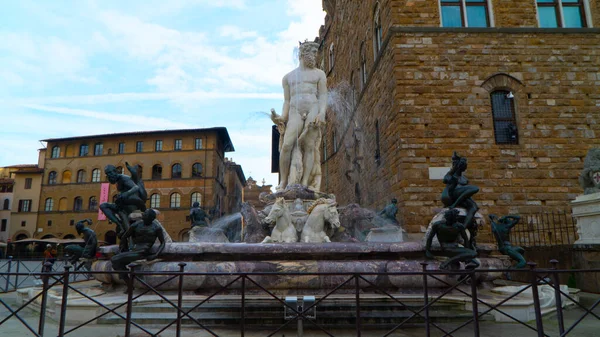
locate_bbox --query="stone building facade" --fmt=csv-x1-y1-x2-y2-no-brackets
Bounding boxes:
318,0,600,234
224,158,246,215
243,177,273,210
37,128,235,243
0,158,44,243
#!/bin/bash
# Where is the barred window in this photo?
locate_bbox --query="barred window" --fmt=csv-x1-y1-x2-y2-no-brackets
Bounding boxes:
490,90,518,144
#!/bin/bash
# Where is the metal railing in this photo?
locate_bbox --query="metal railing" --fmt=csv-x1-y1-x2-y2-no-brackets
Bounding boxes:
509,209,578,247
0,257,93,293
0,261,599,336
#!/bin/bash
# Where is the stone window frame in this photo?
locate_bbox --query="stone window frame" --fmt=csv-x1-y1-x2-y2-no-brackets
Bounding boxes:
195,138,203,150
76,169,86,183
360,42,367,90
91,168,101,183
155,140,163,152
152,164,163,180
535,0,592,28
174,139,183,151
191,192,202,207
481,73,523,146
79,144,89,157
48,171,57,185
89,196,98,211
24,178,32,189
44,197,53,212
73,196,83,211
150,193,161,208
51,146,60,159
438,0,495,28
373,2,383,58
94,142,103,156
192,162,203,178
118,142,125,154
136,141,143,153
170,192,181,208
171,163,183,179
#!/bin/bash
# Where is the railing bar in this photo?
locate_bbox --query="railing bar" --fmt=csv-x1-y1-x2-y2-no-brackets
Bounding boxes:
560,298,600,337
0,298,42,337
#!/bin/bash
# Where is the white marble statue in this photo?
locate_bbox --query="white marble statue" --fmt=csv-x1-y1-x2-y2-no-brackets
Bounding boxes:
301,198,340,243
271,40,328,192
261,197,297,243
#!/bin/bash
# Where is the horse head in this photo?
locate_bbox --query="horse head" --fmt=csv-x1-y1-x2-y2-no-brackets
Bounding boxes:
324,202,340,228
264,198,286,225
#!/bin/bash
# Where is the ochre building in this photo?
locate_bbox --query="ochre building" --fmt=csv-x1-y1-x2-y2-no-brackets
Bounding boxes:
318,0,600,233
37,128,237,243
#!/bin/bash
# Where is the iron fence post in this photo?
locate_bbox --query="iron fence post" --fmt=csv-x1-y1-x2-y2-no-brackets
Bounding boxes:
355,274,361,337
4,256,12,292
38,262,53,336
58,264,72,337
470,269,480,337
550,259,565,335
176,262,186,337
528,262,545,337
14,257,20,291
124,263,137,337
241,275,245,336
421,262,430,337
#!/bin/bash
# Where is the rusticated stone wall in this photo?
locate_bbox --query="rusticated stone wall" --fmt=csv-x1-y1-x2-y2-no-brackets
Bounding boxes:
318,0,600,236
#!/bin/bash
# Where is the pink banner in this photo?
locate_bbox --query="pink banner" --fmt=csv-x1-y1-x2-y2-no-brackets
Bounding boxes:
98,183,110,220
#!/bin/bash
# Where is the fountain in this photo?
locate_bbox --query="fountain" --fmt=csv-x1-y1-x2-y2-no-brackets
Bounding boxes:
90,41,506,293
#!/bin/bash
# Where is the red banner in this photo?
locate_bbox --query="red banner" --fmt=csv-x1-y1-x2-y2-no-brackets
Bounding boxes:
98,183,110,220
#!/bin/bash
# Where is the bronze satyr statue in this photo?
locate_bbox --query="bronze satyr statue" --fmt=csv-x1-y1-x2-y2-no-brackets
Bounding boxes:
441,152,480,249
190,201,210,227
378,198,399,224
489,214,526,269
111,209,165,280
100,163,148,238
425,209,479,270
65,218,98,266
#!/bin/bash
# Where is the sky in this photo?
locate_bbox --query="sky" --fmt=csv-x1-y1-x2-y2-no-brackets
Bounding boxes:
0,0,326,188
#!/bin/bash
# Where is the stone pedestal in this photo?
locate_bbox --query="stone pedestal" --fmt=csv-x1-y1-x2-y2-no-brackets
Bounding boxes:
571,192,600,245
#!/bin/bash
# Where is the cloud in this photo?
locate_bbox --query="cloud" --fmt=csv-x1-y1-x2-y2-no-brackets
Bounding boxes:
2,91,282,105
21,104,193,129
219,25,258,40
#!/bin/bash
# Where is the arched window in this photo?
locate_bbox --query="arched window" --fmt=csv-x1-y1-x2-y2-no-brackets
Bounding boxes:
76,169,86,183
170,193,181,208
89,196,98,210
490,90,519,144
48,171,57,185
3,199,9,210
360,42,367,89
62,170,72,184
191,192,202,206
150,193,161,208
58,197,68,211
73,197,83,211
192,163,203,178
44,198,54,211
51,146,60,158
152,164,162,180
373,3,383,57
328,43,334,71
172,163,182,179
91,169,101,182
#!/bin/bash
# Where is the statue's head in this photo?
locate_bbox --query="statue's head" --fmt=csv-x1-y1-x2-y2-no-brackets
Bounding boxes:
299,40,319,68
142,209,157,223
444,208,460,224
75,218,92,234
104,165,119,183
192,202,200,208
391,198,397,204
